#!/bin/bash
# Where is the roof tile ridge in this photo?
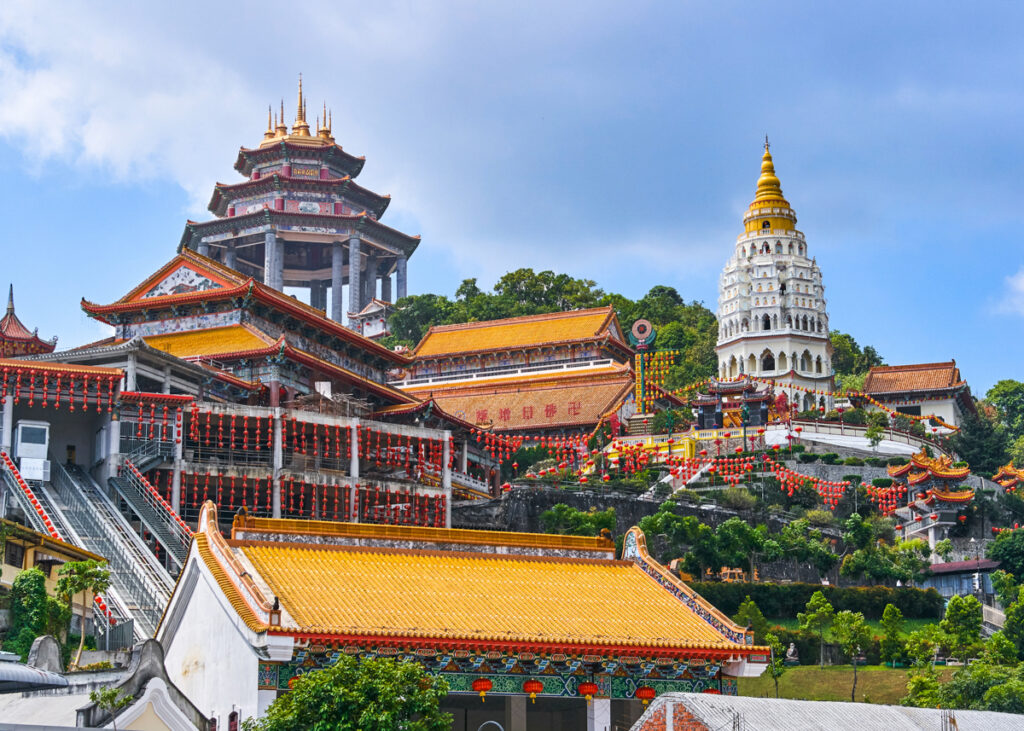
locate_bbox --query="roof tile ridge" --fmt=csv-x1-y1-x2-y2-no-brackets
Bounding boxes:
425,306,613,334
240,541,616,564
871,361,956,372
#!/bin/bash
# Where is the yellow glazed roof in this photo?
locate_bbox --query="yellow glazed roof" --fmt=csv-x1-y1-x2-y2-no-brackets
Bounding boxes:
143,325,274,359
240,543,736,649
414,307,619,358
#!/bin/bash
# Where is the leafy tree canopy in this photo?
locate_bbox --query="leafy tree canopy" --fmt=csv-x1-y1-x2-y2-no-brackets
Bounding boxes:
539,504,615,537
987,528,1024,580
951,412,1008,476
243,656,450,731
987,380,1024,445
829,331,884,377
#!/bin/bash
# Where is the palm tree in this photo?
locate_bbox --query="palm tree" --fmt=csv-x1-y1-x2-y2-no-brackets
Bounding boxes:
57,559,111,668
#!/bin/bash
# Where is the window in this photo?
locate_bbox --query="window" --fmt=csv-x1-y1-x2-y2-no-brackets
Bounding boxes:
19,426,47,445
5,541,25,568
762,221,770,229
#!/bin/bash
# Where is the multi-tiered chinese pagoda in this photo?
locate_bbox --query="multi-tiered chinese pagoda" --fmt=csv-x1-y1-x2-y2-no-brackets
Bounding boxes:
180,77,418,327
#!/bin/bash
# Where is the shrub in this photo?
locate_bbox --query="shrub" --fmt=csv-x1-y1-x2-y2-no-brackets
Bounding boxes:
805,509,835,527
820,453,841,465
887,457,907,466
865,457,887,468
842,474,863,486
688,582,943,620
672,488,700,503
792,445,807,453
798,453,819,464
719,487,758,511
871,477,894,488
953,461,968,468
843,457,865,466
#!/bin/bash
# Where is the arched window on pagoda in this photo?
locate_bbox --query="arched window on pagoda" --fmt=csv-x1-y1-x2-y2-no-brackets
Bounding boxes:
762,242,770,254
747,354,757,374
815,355,823,374
762,351,775,372
778,351,788,370
775,242,782,253
762,314,771,331
786,315,792,328
772,313,778,328
788,242,794,254
762,221,770,230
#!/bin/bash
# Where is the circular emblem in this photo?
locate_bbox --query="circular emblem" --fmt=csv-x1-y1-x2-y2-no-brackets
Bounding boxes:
631,319,653,340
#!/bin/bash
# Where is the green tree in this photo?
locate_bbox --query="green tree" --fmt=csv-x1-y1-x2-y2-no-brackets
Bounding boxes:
1010,434,1024,468
56,559,110,669
733,596,770,644
538,504,616,537
940,594,983,664
89,686,132,731
797,590,835,668
987,528,1024,579
831,610,872,701
981,630,1018,666
987,380,1024,443
865,425,885,451
764,632,788,698
2,567,50,661
880,603,905,666
904,624,944,667
243,656,450,731
1002,595,1024,660
991,569,1021,608
386,294,459,346
952,412,1008,476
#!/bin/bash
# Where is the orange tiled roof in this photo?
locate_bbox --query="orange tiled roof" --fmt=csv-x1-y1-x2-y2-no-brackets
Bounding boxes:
143,325,275,359
413,307,626,358
422,373,633,430
0,358,122,377
863,361,964,394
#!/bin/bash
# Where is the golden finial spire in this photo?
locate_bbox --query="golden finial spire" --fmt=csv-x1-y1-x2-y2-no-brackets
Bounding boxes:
753,137,786,203
292,74,311,136
263,105,275,141
275,100,288,137
318,101,333,141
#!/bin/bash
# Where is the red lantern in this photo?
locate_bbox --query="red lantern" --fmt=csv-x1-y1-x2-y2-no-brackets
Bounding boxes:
472,677,493,701
577,681,599,702
523,679,544,703
635,685,657,706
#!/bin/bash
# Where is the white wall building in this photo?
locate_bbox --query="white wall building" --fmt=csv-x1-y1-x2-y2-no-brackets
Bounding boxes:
715,142,833,412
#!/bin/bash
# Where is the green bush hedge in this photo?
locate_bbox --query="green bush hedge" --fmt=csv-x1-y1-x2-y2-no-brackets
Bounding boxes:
842,474,863,485
820,453,841,465
887,457,907,466
865,457,887,468
843,457,865,466
871,477,894,488
798,453,819,464
792,445,806,453
688,582,943,620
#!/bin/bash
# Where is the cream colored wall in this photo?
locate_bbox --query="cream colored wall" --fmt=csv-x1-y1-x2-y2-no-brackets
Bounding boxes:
123,701,172,731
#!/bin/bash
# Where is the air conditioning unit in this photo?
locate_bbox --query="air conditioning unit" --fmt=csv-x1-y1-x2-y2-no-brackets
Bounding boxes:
19,458,50,483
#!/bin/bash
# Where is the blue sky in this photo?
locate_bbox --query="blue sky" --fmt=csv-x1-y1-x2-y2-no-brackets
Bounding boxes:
0,2,1021,394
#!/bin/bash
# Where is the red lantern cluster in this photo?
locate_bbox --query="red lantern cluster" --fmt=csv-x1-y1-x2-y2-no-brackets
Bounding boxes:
763,455,850,508
3,366,118,413
864,480,907,516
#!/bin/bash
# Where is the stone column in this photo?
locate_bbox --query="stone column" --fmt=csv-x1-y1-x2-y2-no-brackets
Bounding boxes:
442,433,452,528
1,395,13,452
349,420,360,522
347,237,362,327
587,698,610,731
362,255,377,307
380,268,392,302
331,242,345,323
105,413,121,483
162,366,171,394
504,695,527,731
264,231,282,291
396,256,408,300
272,410,283,520
171,408,184,513
310,281,327,312
224,243,237,271
196,241,210,257
125,354,137,392
459,441,468,473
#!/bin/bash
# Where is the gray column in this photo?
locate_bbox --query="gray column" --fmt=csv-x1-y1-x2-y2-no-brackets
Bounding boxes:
264,231,282,291
196,241,210,257
442,433,452,528
459,440,468,473
587,698,610,731
224,243,237,271
272,411,283,520
504,695,527,731
125,354,137,392
331,242,345,323
347,237,362,326
349,420,360,522
310,281,327,312
1,396,13,452
396,256,408,300
104,413,121,483
363,255,378,307
172,409,184,513
162,366,171,394
380,269,392,302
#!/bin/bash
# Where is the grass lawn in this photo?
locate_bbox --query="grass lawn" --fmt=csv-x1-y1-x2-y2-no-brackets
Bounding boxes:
766,617,936,636
739,664,954,705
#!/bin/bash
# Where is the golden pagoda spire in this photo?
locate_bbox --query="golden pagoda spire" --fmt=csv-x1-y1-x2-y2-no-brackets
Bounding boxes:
318,101,333,141
753,137,785,203
263,105,275,141
293,73,311,136
275,99,288,137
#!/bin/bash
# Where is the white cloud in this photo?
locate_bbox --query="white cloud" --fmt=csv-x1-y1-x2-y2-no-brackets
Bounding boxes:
996,267,1024,316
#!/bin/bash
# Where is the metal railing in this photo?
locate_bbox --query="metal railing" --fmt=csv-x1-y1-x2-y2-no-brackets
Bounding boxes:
0,459,48,533
109,443,191,569
50,460,173,638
